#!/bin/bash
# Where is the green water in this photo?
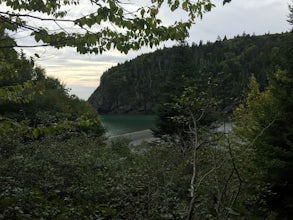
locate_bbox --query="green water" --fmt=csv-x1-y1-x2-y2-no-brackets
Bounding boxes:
100,115,156,136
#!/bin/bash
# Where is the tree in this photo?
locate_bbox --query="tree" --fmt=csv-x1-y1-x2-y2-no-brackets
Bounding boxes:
89,32,290,114
0,0,230,54
234,72,293,218
288,0,293,26
0,30,105,142
233,4,293,217
156,85,244,219
0,30,36,111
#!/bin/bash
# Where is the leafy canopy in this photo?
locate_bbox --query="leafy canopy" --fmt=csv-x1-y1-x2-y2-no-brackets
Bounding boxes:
0,0,230,54
0,30,105,141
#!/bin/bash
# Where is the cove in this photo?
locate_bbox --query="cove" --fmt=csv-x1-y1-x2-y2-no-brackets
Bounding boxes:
100,114,156,136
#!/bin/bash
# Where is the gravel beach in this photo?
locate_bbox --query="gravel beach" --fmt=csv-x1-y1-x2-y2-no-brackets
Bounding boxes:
108,129,158,146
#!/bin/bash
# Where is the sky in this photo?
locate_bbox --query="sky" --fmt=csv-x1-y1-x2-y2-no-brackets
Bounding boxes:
9,0,292,100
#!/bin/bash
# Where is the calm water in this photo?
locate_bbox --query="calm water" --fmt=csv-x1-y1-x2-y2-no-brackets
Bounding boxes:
100,115,156,136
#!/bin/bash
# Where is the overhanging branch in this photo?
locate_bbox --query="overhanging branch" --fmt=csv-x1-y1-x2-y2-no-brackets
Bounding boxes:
0,11,76,23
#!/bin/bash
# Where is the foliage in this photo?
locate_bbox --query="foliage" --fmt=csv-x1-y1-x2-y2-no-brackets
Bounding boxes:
151,83,244,219
288,0,293,26
1,128,253,219
0,24,109,220
1,2,292,219
0,0,231,54
0,135,181,219
233,69,293,218
232,9,293,215
0,30,105,141
153,85,217,143
88,32,290,114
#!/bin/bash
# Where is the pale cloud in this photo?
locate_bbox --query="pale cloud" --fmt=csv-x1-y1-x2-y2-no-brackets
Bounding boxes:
10,0,292,100
68,85,97,100
188,0,290,44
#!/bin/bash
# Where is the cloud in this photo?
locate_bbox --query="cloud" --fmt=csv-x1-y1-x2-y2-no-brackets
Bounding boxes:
9,0,292,99
67,85,97,100
187,0,290,44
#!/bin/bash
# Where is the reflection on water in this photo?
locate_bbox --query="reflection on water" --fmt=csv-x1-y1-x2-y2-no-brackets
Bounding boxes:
100,115,156,136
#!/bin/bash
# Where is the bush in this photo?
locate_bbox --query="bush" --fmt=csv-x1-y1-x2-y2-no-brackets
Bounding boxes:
0,135,190,219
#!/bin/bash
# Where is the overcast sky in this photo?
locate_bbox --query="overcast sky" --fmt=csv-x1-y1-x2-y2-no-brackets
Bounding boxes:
14,0,292,100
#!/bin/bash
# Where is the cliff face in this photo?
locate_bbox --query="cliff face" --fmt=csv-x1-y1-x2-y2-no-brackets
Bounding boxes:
87,88,105,112
88,33,289,114
88,48,172,114
88,86,154,114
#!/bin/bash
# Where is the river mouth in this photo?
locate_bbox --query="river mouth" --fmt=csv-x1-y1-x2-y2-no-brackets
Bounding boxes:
100,114,156,136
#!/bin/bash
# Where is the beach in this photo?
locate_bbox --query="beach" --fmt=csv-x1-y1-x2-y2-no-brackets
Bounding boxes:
108,129,158,146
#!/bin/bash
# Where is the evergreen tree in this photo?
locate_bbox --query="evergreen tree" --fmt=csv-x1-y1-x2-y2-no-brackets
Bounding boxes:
89,32,290,114
288,0,293,26
233,26,293,218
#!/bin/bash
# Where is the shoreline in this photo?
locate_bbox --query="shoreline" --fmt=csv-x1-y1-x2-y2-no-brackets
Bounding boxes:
108,129,158,146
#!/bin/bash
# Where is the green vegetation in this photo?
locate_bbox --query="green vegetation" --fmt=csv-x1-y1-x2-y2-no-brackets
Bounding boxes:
88,32,289,114
2,30,293,219
1,1,293,219
88,30,293,218
0,29,104,142
233,37,293,218
0,134,240,219
0,0,222,54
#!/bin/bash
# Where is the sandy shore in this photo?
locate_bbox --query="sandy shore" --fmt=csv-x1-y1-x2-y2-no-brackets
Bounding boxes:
108,129,158,146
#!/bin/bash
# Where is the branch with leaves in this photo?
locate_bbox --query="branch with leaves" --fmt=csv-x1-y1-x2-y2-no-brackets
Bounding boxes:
0,0,231,53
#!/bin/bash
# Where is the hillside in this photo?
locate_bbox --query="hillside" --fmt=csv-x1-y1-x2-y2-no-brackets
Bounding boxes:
88,32,289,114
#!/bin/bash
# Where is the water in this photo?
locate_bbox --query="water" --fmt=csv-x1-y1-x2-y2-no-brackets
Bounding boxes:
100,115,156,136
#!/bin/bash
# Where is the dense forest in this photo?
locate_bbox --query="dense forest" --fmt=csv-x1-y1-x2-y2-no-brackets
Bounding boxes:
88,32,289,114
1,3,293,219
87,31,293,219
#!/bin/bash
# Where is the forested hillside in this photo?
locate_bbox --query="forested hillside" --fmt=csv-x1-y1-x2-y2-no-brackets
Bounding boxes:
1,0,292,218
88,32,289,114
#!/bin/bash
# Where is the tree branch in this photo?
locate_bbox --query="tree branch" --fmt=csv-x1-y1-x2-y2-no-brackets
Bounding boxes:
0,11,75,23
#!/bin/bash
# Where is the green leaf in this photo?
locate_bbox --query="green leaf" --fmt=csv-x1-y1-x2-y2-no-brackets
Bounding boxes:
182,2,188,11
140,8,145,17
32,128,40,139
